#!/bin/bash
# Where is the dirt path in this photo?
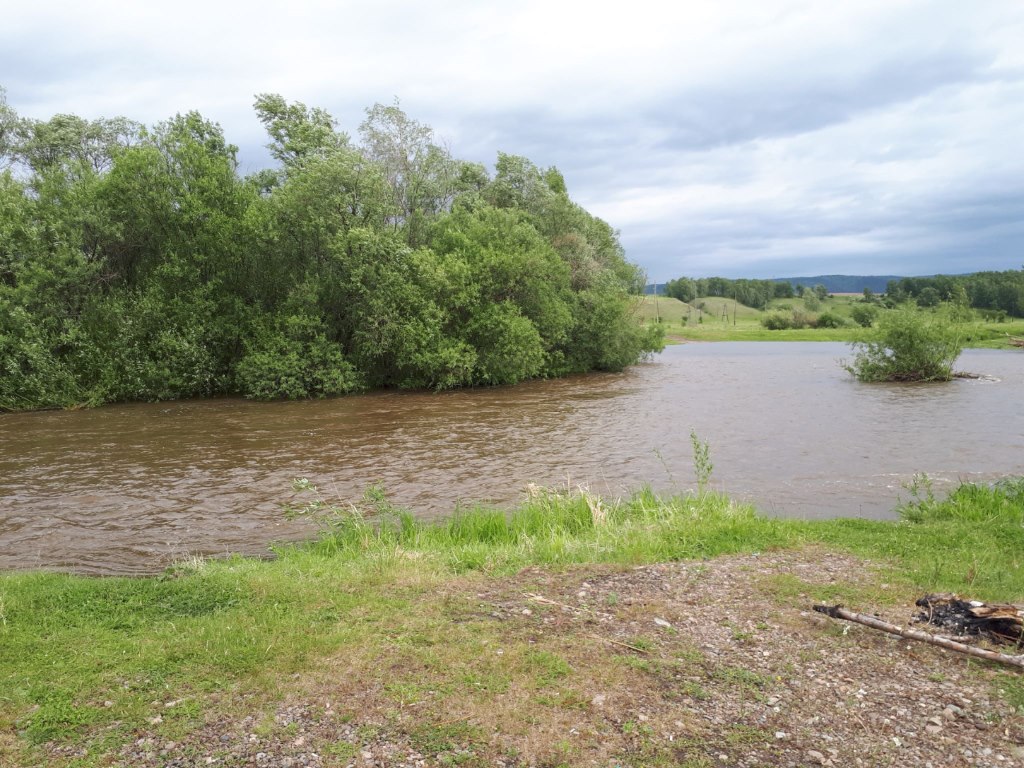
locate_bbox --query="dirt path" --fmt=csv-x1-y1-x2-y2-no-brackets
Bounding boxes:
58,549,1024,767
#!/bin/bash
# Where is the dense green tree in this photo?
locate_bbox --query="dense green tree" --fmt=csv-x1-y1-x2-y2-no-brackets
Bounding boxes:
359,101,466,247
0,91,661,410
253,93,346,167
0,87,22,168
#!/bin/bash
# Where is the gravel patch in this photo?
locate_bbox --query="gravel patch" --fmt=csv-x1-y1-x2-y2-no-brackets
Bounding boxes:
55,549,1023,767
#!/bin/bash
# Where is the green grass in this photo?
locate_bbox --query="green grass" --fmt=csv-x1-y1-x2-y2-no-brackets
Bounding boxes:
638,295,1024,348
2,479,1023,763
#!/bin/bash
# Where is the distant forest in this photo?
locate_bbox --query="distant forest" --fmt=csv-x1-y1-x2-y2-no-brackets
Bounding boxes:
0,89,662,411
646,274,899,297
654,271,1024,316
660,276,795,309
886,271,1024,316
773,275,900,294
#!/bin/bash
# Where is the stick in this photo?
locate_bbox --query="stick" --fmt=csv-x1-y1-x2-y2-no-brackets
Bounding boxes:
813,605,1024,671
587,633,650,654
526,593,601,616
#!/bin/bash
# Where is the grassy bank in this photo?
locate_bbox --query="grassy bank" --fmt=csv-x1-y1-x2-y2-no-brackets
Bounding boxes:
2,481,1024,766
638,295,1024,347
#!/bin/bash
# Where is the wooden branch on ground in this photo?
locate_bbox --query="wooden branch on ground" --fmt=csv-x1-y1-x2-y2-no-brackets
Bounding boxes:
587,633,650,654
526,593,602,617
812,604,1024,671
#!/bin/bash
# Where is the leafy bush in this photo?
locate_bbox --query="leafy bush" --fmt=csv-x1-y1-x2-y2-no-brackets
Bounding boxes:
761,309,821,330
814,312,845,329
849,304,878,328
760,313,792,330
236,313,362,400
844,304,964,382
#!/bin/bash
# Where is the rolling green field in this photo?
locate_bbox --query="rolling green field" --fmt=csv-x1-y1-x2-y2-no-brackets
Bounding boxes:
637,295,1024,347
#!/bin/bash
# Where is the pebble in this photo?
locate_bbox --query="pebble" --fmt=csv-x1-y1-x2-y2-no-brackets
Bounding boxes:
806,749,827,765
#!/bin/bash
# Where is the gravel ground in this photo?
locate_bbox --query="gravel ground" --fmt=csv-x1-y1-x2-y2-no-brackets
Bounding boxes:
50,549,1024,767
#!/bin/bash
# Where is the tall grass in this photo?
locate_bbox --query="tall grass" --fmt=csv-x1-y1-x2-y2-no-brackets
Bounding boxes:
287,483,793,573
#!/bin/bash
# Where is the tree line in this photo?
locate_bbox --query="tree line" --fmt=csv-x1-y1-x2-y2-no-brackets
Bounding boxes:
885,271,1024,317
0,89,662,410
663,276,798,309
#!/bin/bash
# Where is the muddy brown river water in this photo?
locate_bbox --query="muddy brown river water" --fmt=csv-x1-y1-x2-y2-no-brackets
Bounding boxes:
2,342,1022,575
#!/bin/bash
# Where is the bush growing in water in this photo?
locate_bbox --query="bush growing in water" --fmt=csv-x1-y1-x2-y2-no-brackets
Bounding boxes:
844,304,965,382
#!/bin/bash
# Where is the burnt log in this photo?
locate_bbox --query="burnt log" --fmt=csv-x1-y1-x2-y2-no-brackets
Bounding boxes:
915,593,1024,647
813,604,1024,670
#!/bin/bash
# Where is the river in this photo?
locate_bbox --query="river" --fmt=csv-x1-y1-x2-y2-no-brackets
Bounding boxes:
1,342,1021,575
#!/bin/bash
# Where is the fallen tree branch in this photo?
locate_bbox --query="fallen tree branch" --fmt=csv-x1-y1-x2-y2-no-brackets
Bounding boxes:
813,604,1024,671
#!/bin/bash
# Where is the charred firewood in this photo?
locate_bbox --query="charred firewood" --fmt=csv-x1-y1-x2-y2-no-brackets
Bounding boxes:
813,604,1024,670
914,594,1024,647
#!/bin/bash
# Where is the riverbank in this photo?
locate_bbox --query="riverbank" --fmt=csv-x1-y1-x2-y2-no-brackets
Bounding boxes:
2,481,1023,766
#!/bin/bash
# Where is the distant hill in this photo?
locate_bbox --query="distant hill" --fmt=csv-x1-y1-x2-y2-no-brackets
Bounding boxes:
771,275,902,293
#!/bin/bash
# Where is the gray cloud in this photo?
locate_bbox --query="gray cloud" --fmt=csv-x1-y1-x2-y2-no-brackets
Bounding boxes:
3,0,1023,281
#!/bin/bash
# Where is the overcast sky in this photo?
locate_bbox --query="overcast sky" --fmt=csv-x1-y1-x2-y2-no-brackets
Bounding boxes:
3,0,1022,281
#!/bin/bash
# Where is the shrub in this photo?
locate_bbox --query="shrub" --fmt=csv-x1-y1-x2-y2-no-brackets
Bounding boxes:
236,314,362,400
789,310,813,329
844,304,964,382
760,313,792,330
850,304,878,328
814,312,845,329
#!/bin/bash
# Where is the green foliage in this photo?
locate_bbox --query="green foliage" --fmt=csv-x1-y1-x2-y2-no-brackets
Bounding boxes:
664,275,789,309
0,94,658,410
849,303,878,327
236,315,361,400
760,308,817,330
814,311,845,329
760,312,793,330
845,303,965,382
888,270,1024,317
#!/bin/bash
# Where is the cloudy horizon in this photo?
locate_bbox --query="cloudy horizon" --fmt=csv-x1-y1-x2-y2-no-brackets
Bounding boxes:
3,0,1022,282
